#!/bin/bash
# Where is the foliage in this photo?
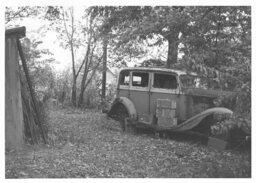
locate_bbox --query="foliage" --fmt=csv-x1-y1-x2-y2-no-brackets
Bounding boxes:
98,6,195,67
20,37,55,102
140,59,165,67
87,6,116,106
77,11,104,108
99,6,251,84
77,75,101,109
108,38,147,67
105,81,117,105
179,7,251,114
54,69,72,105
76,74,117,109
6,6,56,102
89,6,148,68
45,6,105,107
211,113,251,149
5,6,44,25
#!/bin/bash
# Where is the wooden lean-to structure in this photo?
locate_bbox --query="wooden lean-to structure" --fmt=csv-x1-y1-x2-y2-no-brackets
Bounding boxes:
5,27,47,150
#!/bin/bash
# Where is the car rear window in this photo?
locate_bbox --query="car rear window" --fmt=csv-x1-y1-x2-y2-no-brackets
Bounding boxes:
153,73,178,89
119,70,130,85
132,72,149,87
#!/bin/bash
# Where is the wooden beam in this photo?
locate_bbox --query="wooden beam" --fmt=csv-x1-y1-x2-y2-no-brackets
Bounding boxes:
5,36,24,150
16,38,47,144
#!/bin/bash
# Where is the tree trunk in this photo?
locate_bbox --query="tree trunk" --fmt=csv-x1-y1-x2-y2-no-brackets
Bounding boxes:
77,86,85,108
71,78,76,106
70,42,77,107
101,37,108,107
78,59,101,108
77,67,88,108
166,31,179,68
77,43,92,108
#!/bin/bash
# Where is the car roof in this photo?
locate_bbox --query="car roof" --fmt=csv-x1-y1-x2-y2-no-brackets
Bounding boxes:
120,67,196,76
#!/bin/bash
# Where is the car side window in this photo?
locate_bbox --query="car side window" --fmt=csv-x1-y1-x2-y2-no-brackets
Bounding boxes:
153,73,178,89
119,70,130,86
132,72,149,87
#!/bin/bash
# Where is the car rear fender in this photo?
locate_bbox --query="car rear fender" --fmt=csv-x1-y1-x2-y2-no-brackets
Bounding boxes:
108,97,137,120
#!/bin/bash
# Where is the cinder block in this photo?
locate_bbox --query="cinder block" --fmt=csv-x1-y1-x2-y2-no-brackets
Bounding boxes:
158,117,177,128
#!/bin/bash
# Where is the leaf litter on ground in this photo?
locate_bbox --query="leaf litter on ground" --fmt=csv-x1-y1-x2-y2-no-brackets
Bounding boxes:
5,108,251,178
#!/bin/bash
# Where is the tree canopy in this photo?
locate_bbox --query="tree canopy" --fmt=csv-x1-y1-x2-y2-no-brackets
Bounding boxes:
5,6,251,113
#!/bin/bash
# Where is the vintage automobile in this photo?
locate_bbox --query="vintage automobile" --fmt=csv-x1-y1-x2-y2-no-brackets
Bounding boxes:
107,67,234,136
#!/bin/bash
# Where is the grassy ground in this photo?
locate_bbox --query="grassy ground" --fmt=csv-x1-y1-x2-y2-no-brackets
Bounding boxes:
5,108,251,178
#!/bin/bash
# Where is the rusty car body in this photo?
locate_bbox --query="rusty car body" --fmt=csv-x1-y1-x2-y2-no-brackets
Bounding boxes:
107,67,233,135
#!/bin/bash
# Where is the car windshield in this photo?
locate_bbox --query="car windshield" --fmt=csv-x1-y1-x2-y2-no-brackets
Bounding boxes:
180,74,219,89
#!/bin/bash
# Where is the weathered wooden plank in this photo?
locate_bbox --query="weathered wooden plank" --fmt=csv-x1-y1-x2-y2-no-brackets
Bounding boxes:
5,37,24,150
17,39,47,144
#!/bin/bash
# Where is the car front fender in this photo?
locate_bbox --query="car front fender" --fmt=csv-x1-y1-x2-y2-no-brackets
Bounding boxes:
169,107,233,132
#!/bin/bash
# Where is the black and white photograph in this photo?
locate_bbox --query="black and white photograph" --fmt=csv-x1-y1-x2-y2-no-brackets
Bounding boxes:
3,0,253,179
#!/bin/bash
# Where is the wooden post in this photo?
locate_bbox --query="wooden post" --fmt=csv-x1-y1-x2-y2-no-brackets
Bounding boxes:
17,39,47,143
5,27,26,150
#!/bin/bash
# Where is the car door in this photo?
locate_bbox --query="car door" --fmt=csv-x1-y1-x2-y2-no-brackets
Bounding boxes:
117,69,130,98
129,71,150,124
149,72,179,128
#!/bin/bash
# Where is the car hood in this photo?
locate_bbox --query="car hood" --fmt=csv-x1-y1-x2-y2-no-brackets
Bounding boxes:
182,88,234,98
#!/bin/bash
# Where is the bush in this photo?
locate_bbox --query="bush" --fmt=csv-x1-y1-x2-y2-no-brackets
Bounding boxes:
211,113,251,149
83,86,102,109
105,82,117,107
211,81,251,147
